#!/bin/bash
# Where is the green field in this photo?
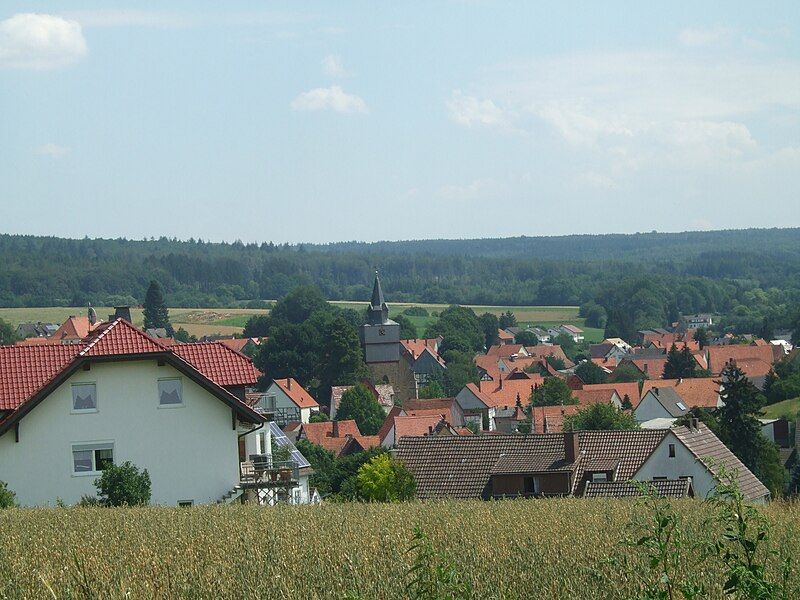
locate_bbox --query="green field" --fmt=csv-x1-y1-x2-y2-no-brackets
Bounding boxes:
762,397,800,420
1,303,601,341
1,499,798,599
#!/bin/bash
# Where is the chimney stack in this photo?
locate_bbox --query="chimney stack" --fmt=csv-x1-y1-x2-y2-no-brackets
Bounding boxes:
287,378,291,390
332,421,339,437
564,431,580,463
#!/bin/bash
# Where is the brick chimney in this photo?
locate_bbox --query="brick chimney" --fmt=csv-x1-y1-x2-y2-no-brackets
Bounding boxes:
287,378,291,390
332,421,339,437
564,431,580,463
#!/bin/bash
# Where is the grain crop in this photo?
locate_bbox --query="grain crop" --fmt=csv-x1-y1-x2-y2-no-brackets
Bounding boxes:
1,499,799,599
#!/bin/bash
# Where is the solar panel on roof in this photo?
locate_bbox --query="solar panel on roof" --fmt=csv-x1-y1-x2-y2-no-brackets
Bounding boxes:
269,422,310,468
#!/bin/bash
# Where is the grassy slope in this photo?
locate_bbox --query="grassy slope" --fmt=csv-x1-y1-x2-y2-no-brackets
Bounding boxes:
1,500,799,599
1,303,601,340
762,397,800,420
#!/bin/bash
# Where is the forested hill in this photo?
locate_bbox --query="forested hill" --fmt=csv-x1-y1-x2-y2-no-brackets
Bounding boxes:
1,229,799,340
321,228,800,261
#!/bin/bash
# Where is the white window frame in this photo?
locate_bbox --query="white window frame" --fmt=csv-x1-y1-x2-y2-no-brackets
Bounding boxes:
157,377,184,408
591,472,608,483
71,442,114,476
71,382,98,414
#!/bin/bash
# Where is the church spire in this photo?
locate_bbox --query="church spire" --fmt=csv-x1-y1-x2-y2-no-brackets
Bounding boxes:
368,270,389,325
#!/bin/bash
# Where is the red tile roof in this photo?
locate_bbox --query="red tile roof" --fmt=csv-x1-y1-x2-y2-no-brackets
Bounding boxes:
51,316,98,340
300,419,379,456
525,345,575,368
393,415,447,440
478,377,546,409
531,405,580,433
171,342,262,387
400,338,441,359
80,319,168,357
641,378,721,409
706,344,776,375
0,319,263,424
404,398,458,423
581,383,642,407
572,388,619,407
273,378,319,409
0,344,81,411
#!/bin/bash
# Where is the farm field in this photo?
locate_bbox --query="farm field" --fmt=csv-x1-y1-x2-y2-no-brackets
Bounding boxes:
1,303,601,340
1,499,799,599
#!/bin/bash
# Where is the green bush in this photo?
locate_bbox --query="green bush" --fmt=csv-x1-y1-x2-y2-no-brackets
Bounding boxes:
0,481,16,508
95,462,151,507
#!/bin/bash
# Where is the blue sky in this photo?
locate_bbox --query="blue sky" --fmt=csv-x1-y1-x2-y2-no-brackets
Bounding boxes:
1,2,799,243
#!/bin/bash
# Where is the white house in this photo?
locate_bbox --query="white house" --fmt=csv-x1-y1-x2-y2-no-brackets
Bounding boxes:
241,421,315,505
250,378,319,426
558,324,585,343
0,319,265,507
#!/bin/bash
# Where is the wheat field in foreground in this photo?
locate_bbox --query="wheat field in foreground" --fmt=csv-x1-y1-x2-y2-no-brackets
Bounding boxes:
2,499,800,599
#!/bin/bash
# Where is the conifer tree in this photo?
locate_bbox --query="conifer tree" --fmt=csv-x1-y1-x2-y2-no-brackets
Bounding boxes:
143,280,173,336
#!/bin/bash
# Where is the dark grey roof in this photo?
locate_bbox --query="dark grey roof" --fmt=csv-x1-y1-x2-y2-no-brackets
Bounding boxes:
397,430,668,499
646,387,690,417
590,343,614,359
584,479,693,498
370,272,385,308
672,423,769,501
491,453,574,474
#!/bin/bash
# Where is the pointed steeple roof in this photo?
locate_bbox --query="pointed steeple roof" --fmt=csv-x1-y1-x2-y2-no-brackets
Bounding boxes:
371,271,386,308
367,270,390,325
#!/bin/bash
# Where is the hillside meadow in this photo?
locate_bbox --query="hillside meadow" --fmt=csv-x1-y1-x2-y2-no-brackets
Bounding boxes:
2,499,800,599
0,303,602,341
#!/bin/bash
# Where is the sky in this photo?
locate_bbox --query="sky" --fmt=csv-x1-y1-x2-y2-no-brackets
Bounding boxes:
1,1,799,244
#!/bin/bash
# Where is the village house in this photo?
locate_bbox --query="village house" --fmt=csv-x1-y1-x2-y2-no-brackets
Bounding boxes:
248,377,319,426
329,381,395,420
397,422,769,502
0,319,266,506
297,420,380,457
557,324,585,343
400,338,446,385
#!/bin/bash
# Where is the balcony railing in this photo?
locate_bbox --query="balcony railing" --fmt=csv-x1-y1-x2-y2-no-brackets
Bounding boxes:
240,454,299,486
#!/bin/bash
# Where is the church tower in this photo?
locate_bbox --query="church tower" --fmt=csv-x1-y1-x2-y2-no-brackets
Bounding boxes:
360,272,400,363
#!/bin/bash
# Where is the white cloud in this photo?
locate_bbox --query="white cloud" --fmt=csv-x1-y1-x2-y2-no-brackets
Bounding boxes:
575,172,617,191
36,143,70,158
291,85,367,113
438,178,494,201
68,10,193,29
0,13,87,69
678,26,733,47
447,50,800,182
446,90,508,128
322,54,348,78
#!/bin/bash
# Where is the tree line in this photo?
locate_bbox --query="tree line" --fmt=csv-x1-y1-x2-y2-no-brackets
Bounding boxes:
0,232,798,342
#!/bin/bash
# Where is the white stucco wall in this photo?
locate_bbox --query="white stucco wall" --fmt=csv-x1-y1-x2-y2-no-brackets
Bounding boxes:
634,433,717,499
0,360,242,506
634,393,672,422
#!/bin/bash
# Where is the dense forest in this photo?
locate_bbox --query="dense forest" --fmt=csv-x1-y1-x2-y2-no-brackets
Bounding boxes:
1,229,799,340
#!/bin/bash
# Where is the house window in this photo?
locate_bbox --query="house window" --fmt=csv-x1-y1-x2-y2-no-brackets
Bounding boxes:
72,443,114,475
668,443,676,458
652,476,667,481
177,500,194,508
591,472,608,483
71,383,97,413
523,476,539,495
158,378,183,407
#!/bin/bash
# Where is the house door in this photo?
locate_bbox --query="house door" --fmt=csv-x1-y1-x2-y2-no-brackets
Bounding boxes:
238,437,246,462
